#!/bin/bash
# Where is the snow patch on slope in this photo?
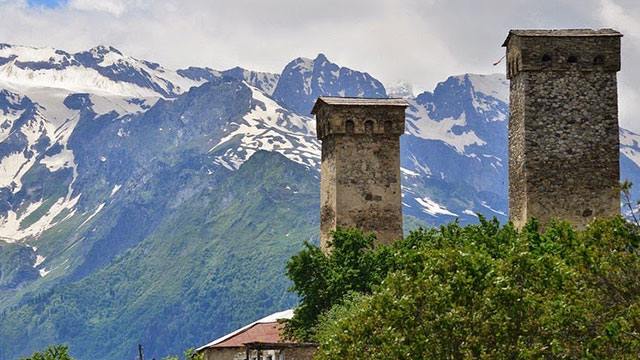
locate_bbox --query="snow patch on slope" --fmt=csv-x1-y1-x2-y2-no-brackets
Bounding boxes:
78,203,105,228
209,85,320,169
0,195,79,243
33,254,46,267
462,74,509,103
621,128,640,167
406,99,486,154
415,197,457,217
0,44,202,98
0,61,159,98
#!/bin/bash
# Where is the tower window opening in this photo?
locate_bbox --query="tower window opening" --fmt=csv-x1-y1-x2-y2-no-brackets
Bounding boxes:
364,120,374,134
541,54,552,63
594,55,605,65
567,55,578,64
345,120,355,134
384,120,393,133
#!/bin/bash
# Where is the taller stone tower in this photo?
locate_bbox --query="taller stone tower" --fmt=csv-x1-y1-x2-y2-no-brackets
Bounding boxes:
504,29,623,228
312,97,408,250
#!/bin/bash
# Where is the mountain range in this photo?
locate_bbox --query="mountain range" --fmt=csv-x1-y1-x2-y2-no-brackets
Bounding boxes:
0,43,639,359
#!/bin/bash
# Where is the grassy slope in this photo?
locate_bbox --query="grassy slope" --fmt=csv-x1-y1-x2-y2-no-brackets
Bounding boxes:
0,151,319,360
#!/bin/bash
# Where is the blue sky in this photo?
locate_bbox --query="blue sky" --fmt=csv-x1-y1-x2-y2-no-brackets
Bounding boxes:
1,0,640,130
27,0,65,8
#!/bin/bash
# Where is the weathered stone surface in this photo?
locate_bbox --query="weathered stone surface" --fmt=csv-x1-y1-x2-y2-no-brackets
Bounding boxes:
504,29,622,228
313,97,408,250
280,346,317,359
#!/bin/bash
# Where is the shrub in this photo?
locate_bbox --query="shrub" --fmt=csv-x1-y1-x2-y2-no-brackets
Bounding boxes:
21,345,74,360
288,217,640,359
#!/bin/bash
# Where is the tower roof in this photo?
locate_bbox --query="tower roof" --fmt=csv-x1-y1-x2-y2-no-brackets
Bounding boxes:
502,28,622,47
311,97,408,115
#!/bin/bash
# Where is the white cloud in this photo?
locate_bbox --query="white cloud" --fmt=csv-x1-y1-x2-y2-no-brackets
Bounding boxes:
0,0,638,129
600,0,640,36
598,0,640,132
69,0,131,16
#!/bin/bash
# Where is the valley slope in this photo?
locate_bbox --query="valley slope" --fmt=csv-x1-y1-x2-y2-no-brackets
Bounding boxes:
0,45,639,359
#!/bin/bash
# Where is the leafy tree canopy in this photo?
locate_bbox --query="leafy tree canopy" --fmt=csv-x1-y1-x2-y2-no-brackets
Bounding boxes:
20,345,74,360
287,217,640,359
284,228,396,340
162,348,204,360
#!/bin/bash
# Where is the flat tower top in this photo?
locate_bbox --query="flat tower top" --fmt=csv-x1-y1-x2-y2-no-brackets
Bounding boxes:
502,28,622,46
311,97,408,114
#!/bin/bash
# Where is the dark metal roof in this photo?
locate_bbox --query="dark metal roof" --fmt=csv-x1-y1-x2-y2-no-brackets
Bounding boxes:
502,28,622,47
311,97,409,115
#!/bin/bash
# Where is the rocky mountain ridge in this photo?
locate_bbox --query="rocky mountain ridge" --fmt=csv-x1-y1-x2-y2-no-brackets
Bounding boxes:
0,44,639,360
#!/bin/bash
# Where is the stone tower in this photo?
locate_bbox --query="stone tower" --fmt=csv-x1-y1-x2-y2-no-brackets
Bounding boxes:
504,29,623,228
311,97,408,250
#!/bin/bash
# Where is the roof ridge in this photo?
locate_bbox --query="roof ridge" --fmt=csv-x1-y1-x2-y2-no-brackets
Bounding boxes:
502,28,622,46
311,97,409,114
195,309,293,351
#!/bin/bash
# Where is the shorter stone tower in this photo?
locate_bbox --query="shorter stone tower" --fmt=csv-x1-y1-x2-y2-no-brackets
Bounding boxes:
312,97,408,250
504,29,622,228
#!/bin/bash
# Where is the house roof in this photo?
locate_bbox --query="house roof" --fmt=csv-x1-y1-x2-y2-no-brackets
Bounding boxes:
212,322,283,348
195,309,294,351
244,342,319,350
502,28,622,46
311,97,408,114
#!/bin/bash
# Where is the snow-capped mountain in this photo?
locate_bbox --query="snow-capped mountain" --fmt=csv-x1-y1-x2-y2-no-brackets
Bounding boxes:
2,44,640,360
399,74,511,223
208,85,319,170
220,67,280,96
272,53,387,115
0,44,200,97
178,65,280,96
386,81,415,98
0,44,209,247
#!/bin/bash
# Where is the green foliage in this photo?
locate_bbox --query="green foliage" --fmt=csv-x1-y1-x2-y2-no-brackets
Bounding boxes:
0,151,319,360
0,243,39,291
289,217,640,359
161,348,204,360
20,345,73,360
621,180,640,227
284,228,395,340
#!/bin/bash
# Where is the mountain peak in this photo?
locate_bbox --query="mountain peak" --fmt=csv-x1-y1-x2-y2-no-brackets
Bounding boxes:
89,45,124,57
272,54,387,114
314,53,329,63
387,81,415,99
226,65,245,72
219,66,280,95
0,43,201,98
290,57,314,72
450,73,508,103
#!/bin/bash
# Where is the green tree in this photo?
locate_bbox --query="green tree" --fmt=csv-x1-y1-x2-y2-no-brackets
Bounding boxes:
20,345,74,360
284,228,398,340
310,217,640,359
621,180,640,227
162,347,204,360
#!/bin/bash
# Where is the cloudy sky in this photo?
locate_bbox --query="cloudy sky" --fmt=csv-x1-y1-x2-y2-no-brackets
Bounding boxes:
1,0,639,129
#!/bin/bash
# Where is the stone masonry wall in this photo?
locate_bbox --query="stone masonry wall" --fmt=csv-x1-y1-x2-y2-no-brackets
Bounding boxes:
334,133,402,245
316,103,406,250
281,346,317,360
507,32,621,228
508,73,527,226
320,135,337,250
203,347,245,360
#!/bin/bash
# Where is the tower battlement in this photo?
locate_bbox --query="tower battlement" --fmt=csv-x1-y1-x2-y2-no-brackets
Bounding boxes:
312,97,408,250
504,29,622,79
312,97,407,138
